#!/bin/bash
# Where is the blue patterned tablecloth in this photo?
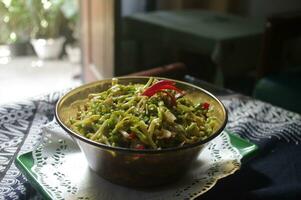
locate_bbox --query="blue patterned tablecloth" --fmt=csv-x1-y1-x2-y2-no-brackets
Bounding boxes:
0,89,300,199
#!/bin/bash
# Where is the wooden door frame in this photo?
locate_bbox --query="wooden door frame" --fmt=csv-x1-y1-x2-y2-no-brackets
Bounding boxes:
80,0,121,82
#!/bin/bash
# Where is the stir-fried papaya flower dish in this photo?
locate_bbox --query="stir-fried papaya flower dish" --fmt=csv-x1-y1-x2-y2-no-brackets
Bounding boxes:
68,77,219,150
56,77,227,186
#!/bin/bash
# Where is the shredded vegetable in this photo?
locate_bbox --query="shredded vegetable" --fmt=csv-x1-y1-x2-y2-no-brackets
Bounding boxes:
69,78,218,149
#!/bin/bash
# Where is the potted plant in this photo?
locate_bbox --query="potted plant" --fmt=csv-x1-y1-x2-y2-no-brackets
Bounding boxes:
28,0,67,59
0,0,31,56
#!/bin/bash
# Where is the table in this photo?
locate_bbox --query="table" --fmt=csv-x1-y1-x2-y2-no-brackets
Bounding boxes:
1,76,301,200
125,10,264,84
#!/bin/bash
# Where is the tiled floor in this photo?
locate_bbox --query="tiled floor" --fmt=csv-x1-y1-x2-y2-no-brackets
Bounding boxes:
0,56,82,105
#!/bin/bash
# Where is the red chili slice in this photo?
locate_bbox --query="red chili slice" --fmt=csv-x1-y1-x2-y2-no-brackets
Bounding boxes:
142,80,182,97
128,132,136,140
202,102,210,110
143,80,176,96
135,144,145,150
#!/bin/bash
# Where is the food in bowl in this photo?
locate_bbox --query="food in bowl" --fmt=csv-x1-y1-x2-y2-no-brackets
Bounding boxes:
68,77,219,150
55,77,227,187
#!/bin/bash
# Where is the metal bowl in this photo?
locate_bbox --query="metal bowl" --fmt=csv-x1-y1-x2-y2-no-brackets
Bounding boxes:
55,77,227,187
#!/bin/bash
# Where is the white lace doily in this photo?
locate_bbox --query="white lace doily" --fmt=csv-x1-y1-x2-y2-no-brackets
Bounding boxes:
32,121,242,200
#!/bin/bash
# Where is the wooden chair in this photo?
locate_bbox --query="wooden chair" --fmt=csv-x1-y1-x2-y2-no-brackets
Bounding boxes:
127,62,188,80
253,11,301,113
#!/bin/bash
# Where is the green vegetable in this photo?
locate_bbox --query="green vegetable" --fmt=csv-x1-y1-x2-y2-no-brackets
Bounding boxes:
69,78,218,149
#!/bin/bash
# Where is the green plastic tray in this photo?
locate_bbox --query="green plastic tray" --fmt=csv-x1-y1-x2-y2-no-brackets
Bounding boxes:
15,132,258,200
